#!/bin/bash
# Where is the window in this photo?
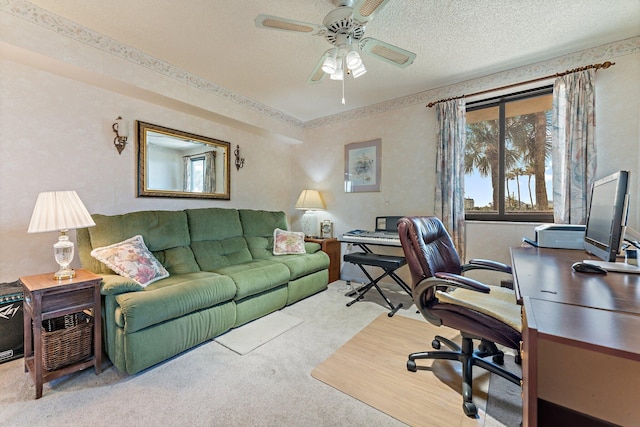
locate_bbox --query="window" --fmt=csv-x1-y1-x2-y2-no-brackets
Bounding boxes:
464,87,553,222
189,157,205,192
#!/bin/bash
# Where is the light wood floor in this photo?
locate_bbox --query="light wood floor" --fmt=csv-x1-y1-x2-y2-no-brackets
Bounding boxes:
312,313,502,427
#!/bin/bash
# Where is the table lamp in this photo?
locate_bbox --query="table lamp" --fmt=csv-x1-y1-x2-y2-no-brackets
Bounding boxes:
295,189,325,237
27,191,96,280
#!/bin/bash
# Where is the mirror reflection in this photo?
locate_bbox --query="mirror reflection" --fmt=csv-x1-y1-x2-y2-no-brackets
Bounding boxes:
137,121,230,200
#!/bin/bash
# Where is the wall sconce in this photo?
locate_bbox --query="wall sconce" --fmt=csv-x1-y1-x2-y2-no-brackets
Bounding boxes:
112,116,130,155
234,145,245,170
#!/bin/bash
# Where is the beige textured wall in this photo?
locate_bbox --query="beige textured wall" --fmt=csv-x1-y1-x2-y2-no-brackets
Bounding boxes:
1,8,638,283
0,60,295,282
294,52,640,283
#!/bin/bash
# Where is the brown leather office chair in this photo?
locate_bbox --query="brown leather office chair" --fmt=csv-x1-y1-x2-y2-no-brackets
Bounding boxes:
397,216,522,417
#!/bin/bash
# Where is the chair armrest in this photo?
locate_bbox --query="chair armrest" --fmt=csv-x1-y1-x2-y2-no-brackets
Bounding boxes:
413,274,491,325
462,258,512,274
304,242,322,253
100,274,143,295
434,272,491,293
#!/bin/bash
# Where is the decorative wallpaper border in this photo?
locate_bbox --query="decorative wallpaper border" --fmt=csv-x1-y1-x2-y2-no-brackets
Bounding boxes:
3,0,639,129
1,0,304,128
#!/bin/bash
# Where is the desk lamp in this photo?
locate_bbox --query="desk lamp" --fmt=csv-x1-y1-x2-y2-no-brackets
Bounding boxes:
28,191,96,280
295,189,325,237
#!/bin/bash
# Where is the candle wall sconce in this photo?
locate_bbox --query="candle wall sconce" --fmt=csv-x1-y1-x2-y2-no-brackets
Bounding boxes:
112,116,129,154
234,145,245,170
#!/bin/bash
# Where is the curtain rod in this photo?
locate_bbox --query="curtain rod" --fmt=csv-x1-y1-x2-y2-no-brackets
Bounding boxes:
426,60,615,108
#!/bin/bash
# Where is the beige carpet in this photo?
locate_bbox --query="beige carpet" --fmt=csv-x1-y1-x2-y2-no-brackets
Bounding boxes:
312,313,500,427
214,311,303,355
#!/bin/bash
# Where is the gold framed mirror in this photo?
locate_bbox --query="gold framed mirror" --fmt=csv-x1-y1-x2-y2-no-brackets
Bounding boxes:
137,121,230,200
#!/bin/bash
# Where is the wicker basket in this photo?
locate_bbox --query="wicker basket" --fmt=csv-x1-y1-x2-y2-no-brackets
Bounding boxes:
41,312,93,371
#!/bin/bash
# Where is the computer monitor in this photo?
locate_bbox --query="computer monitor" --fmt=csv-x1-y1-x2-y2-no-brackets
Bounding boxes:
584,170,629,262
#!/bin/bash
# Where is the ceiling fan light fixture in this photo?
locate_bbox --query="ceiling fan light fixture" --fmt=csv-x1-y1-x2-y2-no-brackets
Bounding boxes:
346,49,362,69
322,56,337,74
330,59,344,80
351,62,367,78
321,48,338,74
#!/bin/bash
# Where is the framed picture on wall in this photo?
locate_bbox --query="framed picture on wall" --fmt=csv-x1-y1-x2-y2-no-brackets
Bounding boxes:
344,139,381,193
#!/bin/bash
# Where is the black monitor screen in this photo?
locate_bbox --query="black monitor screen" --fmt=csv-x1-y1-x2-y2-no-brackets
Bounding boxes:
584,170,629,262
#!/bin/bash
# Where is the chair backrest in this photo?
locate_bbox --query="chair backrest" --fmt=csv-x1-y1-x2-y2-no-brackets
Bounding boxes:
397,216,462,289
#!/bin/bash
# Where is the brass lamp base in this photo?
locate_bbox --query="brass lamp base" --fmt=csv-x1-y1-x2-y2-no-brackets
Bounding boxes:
54,267,76,281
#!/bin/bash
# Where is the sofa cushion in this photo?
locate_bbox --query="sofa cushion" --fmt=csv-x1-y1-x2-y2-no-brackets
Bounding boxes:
152,246,201,275
239,209,288,259
270,251,330,280
90,235,169,287
88,211,195,274
190,238,252,270
114,272,236,333
273,228,306,255
187,208,252,269
212,260,290,300
239,209,288,235
187,208,243,241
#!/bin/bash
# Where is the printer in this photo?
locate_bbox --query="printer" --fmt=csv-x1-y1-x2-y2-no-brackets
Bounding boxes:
525,224,586,250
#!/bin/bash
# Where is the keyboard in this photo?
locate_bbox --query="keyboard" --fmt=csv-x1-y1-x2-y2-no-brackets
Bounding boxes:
583,260,640,274
339,231,401,247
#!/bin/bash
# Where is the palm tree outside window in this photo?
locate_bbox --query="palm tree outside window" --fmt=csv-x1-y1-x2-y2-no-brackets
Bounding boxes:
464,87,553,222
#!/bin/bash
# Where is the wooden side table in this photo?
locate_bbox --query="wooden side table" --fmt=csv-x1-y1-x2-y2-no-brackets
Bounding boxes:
306,237,341,283
19,269,102,399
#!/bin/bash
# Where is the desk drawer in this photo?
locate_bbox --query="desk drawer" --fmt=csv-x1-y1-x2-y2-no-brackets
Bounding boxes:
40,288,94,316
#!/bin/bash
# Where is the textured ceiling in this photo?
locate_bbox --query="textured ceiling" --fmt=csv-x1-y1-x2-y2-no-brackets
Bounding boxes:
25,0,640,122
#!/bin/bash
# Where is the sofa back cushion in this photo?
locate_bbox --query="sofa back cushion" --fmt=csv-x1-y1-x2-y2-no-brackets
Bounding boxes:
239,209,288,259
82,210,200,275
187,208,252,270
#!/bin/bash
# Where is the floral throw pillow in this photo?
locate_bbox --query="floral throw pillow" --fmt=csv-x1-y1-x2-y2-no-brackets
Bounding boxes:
90,235,169,287
273,228,306,255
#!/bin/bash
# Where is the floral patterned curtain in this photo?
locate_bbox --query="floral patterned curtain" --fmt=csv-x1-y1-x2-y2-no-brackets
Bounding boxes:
551,70,597,224
435,99,467,261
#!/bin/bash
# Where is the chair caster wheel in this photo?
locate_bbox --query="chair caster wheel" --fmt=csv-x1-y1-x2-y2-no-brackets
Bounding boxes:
463,401,478,417
407,360,417,372
492,354,504,365
431,339,441,349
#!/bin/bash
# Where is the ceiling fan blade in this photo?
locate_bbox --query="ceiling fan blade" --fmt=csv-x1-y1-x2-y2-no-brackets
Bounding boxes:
307,52,330,84
255,14,325,35
352,0,393,24
359,37,416,68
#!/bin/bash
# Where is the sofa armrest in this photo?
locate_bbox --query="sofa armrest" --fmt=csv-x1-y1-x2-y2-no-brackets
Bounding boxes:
100,274,143,295
304,242,321,253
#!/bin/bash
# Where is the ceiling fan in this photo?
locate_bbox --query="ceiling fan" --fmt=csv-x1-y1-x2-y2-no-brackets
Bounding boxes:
255,0,416,84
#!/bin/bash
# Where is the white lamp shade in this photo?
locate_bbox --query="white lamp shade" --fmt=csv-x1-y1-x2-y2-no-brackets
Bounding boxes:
28,191,96,233
295,190,325,211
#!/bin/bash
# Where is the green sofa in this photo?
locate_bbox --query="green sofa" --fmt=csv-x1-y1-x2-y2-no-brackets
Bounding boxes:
77,208,329,374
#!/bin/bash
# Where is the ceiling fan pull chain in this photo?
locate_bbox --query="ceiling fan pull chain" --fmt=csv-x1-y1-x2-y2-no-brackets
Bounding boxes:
342,76,345,105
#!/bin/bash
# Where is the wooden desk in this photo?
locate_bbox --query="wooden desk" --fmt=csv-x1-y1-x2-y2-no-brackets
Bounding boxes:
511,247,640,426
512,247,640,314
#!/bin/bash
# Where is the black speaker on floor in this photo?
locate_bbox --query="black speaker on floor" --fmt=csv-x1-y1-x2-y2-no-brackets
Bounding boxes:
0,281,24,363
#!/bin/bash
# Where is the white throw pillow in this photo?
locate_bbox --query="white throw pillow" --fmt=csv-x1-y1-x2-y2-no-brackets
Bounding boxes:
273,228,306,255
90,235,169,287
